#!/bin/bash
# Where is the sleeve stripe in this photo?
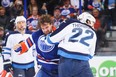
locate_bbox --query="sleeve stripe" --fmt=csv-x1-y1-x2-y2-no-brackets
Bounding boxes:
2,47,11,51
2,52,11,55
26,37,33,48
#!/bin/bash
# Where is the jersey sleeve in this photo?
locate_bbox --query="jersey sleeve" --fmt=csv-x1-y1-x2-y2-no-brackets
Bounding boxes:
89,34,97,58
2,35,13,60
18,36,34,54
45,20,70,44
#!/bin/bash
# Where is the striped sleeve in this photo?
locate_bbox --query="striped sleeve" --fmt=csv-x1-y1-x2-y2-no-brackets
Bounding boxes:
20,36,34,54
2,34,12,60
2,47,11,60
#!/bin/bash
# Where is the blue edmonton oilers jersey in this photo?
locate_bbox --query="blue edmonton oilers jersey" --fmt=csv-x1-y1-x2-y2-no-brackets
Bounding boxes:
31,30,59,70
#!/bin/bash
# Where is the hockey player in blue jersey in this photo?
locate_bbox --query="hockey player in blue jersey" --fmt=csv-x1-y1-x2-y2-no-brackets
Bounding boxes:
45,12,97,77
13,14,59,77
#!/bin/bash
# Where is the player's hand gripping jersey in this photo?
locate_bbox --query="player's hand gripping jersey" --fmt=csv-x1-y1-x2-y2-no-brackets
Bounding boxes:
46,19,97,61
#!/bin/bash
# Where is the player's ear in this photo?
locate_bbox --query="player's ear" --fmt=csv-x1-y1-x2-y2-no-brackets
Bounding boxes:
86,19,91,25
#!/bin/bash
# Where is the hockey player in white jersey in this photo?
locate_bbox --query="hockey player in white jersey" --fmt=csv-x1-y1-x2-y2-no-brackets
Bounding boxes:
45,12,97,77
2,16,36,77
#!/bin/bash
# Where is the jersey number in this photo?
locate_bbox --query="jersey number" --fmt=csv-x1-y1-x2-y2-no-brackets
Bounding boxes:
69,28,94,46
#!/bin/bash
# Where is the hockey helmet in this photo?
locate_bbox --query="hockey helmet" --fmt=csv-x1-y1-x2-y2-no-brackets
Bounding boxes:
77,12,96,28
15,16,26,25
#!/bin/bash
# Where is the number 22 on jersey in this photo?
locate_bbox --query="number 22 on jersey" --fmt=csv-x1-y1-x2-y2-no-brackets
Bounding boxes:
69,28,94,46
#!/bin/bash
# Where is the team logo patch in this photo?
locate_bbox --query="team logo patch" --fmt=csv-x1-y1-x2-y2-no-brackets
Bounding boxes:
30,20,38,28
61,9,70,16
38,35,55,52
1,0,10,7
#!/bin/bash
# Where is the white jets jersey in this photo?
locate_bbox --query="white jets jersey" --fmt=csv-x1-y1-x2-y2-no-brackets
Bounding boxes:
46,19,97,61
2,31,35,69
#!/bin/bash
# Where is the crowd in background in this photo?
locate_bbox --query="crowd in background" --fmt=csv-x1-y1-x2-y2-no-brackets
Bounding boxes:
0,0,116,53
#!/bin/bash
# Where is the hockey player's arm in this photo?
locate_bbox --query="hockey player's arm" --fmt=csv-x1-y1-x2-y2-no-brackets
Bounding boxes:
45,20,69,45
89,34,97,58
14,37,34,54
1,36,13,73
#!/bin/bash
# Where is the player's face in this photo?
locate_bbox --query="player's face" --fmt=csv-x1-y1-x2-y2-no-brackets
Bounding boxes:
54,9,60,18
16,21,26,31
92,9,99,18
32,7,38,16
41,23,53,35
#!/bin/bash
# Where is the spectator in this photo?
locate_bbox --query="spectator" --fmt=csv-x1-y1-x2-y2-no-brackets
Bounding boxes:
60,0,77,20
92,0,102,11
28,0,38,16
0,27,5,54
83,0,93,11
107,0,116,26
0,6,10,31
10,0,23,18
1,0,13,16
92,8,108,47
92,9,101,31
37,0,62,15
53,7,63,29
0,27,5,46
0,27,4,40
39,2,48,15
102,0,116,26
70,0,84,11
27,6,40,32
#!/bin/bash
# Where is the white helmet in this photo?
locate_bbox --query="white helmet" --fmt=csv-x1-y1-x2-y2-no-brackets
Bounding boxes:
15,16,26,25
77,12,96,28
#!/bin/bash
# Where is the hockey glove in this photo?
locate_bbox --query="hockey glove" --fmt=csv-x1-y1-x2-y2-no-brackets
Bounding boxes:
3,60,12,72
